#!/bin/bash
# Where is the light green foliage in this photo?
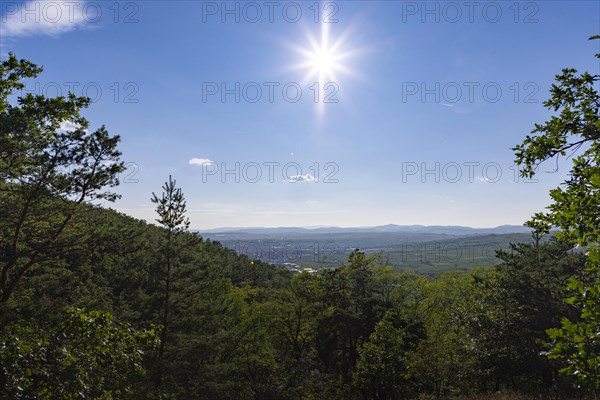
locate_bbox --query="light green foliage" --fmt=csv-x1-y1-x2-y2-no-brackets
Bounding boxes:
354,310,415,400
410,271,480,396
513,37,600,245
547,245,600,392
513,36,600,393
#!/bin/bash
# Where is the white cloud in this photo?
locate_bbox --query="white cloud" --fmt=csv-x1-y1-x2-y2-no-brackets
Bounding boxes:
286,174,316,183
476,176,501,183
189,158,215,166
1,0,90,38
59,120,83,132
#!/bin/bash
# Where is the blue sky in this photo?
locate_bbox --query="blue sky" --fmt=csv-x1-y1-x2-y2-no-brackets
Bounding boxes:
1,0,599,229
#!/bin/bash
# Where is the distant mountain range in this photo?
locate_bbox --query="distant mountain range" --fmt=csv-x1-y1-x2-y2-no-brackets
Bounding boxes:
197,224,531,236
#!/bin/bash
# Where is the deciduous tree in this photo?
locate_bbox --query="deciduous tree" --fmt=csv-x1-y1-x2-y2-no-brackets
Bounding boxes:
514,36,600,393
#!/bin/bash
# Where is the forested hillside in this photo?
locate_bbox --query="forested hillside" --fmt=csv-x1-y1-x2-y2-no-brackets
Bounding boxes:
0,198,592,399
1,40,599,399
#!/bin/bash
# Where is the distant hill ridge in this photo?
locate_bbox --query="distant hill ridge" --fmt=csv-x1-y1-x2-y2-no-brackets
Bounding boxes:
197,224,531,236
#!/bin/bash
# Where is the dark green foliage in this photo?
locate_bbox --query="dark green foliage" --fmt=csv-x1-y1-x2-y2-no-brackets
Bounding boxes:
1,307,158,399
0,198,590,399
464,241,583,393
0,52,125,304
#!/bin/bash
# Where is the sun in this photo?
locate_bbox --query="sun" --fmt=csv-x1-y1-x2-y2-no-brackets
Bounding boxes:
309,48,336,75
283,20,364,117
292,23,357,85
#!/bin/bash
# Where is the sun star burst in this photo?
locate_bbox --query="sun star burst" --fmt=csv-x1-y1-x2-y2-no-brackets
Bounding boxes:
294,23,356,86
